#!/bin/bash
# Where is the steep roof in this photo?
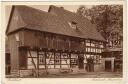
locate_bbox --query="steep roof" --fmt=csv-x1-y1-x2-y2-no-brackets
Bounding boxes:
6,5,105,41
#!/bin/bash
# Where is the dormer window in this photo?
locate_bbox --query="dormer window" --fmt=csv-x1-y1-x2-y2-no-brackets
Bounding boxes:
68,21,77,29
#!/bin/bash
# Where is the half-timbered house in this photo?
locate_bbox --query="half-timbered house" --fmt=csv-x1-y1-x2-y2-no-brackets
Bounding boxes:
6,5,106,77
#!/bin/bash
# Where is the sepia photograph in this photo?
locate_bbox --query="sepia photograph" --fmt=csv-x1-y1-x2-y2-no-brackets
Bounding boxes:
5,4,123,78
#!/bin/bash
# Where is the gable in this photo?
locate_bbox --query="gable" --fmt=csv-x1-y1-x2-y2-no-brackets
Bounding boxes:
6,6,26,35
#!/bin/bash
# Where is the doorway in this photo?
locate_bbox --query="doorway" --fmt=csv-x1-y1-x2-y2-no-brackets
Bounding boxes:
6,53,11,75
78,55,84,69
105,61,112,71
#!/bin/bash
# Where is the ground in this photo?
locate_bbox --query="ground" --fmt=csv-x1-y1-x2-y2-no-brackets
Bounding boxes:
6,71,122,78
39,72,122,78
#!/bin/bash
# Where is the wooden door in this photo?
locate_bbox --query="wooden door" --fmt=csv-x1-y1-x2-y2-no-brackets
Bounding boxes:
105,61,112,71
78,55,84,69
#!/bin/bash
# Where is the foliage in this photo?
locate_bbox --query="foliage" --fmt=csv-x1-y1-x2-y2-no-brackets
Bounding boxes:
77,5,123,48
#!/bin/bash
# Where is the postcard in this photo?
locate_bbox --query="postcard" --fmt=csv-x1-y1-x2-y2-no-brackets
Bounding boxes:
0,0,126,84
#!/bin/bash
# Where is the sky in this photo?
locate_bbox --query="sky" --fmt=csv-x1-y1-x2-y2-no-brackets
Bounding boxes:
5,5,92,26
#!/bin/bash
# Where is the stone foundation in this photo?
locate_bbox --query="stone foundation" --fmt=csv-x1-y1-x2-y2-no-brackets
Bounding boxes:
19,70,33,77
19,69,66,77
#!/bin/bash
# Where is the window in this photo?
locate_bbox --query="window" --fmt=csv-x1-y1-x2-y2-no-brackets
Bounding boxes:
61,53,70,65
39,53,45,69
86,55,101,64
68,21,77,29
61,53,70,68
100,45,104,48
91,41,95,47
91,48,94,52
86,47,88,52
92,48,95,52
70,54,78,68
71,54,78,58
96,55,102,64
45,52,54,69
46,52,54,64
70,59,77,65
55,53,61,64
39,52,45,65
88,47,91,52
86,43,90,46
89,55,102,64
95,49,97,53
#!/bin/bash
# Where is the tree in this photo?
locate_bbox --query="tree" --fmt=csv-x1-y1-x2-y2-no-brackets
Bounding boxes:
77,5,123,48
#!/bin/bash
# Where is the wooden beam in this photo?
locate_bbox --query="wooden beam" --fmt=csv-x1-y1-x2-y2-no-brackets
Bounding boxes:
44,51,47,69
60,52,61,69
37,50,39,77
69,53,71,68
54,52,55,69
28,50,37,69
